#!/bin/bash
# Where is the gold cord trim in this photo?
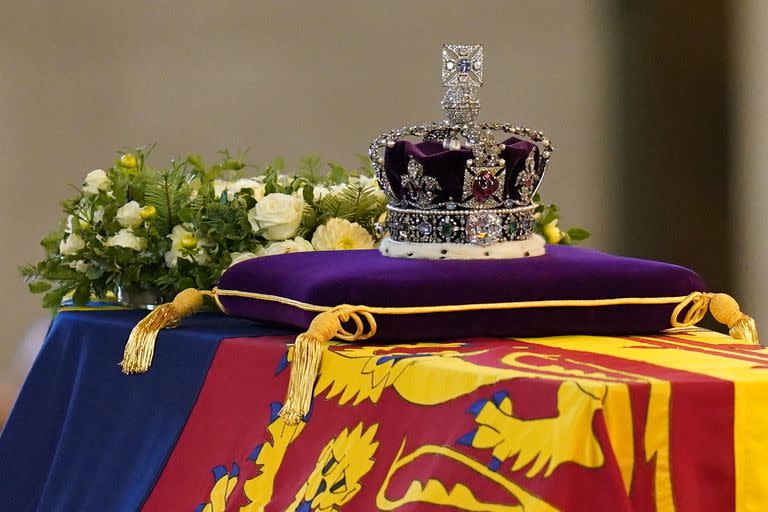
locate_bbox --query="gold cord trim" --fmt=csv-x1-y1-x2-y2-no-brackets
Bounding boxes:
210,288,693,315
121,286,758,425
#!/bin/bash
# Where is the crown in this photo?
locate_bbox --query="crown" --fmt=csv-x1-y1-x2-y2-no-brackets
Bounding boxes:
370,44,553,260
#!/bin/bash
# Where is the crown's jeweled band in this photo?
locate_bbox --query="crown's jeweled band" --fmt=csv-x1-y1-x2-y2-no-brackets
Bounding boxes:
386,204,536,246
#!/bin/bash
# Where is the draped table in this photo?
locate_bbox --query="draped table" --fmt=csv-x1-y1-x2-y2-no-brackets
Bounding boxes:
1,308,767,511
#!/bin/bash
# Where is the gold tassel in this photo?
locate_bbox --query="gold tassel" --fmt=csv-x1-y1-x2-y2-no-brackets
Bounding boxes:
279,306,377,425
708,293,759,344
672,292,759,344
120,288,205,374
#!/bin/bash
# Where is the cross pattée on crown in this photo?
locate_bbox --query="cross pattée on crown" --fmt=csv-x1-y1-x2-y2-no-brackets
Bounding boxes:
441,44,483,87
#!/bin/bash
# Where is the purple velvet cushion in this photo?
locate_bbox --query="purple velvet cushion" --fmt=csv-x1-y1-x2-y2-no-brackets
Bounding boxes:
217,245,705,341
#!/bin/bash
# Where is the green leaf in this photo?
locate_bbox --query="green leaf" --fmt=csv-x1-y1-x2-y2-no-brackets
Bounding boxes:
73,282,91,306
327,163,347,184
355,154,374,175
143,163,190,234
539,205,559,227
42,286,72,309
566,227,591,241
28,280,52,294
41,231,63,254
298,155,322,182
303,183,315,205
186,153,205,172
178,277,196,290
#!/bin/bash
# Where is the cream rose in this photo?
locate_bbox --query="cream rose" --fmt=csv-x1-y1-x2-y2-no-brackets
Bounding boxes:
311,218,374,251
105,229,146,251
228,249,265,267
59,234,85,255
264,237,314,256
248,193,304,241
227,178,265,201
212,178,266,202
83,169,110,194
115,201,143,228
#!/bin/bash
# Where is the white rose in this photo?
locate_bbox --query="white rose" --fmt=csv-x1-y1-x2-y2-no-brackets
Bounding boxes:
105,228,146,251
68,260,91,273
227,178,265,201
59,234,85,255
83,169,110,194
228,249,265,267
115,201,143,228
164,224,210,267
311,218,374,251
248,193,304,241
264,237,314,256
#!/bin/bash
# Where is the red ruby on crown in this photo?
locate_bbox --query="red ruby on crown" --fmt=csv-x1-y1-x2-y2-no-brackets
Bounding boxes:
471,170,499,201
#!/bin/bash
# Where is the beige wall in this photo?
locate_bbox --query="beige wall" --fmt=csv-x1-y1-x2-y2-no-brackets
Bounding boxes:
733,1,768,330
0,1,615,372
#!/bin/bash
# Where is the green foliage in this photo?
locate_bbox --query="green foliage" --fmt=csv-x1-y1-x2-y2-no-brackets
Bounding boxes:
22,147,388,310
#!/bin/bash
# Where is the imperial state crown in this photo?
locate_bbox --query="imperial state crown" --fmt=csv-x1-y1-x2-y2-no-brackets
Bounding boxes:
370,44,554,259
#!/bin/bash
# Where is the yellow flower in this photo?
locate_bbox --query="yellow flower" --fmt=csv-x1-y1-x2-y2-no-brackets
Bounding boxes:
140,205,157,220
120,154,138,169
543,219,563,244
181,234,198,249
311,218,374,251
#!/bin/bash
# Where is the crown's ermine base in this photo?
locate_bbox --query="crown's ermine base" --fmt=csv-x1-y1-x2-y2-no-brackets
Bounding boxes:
379,234,546,260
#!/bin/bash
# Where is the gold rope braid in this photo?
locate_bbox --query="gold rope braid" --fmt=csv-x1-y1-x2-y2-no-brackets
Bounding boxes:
121,288,758,425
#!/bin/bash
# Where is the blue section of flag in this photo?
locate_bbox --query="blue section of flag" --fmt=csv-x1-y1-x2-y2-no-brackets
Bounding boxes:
488,456,502,472
268,401,283,423
0,309,292,512
491,391,508,407
456,430,476,446
248,442,264,462
212,465,228,481
468,398,486,416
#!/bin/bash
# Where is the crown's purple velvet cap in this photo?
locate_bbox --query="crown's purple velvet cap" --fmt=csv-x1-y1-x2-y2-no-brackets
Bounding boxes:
383,136,538,204
217,245,706,341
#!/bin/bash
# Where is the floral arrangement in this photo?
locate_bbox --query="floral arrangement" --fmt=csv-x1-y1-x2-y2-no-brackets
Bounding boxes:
21,145,589,308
